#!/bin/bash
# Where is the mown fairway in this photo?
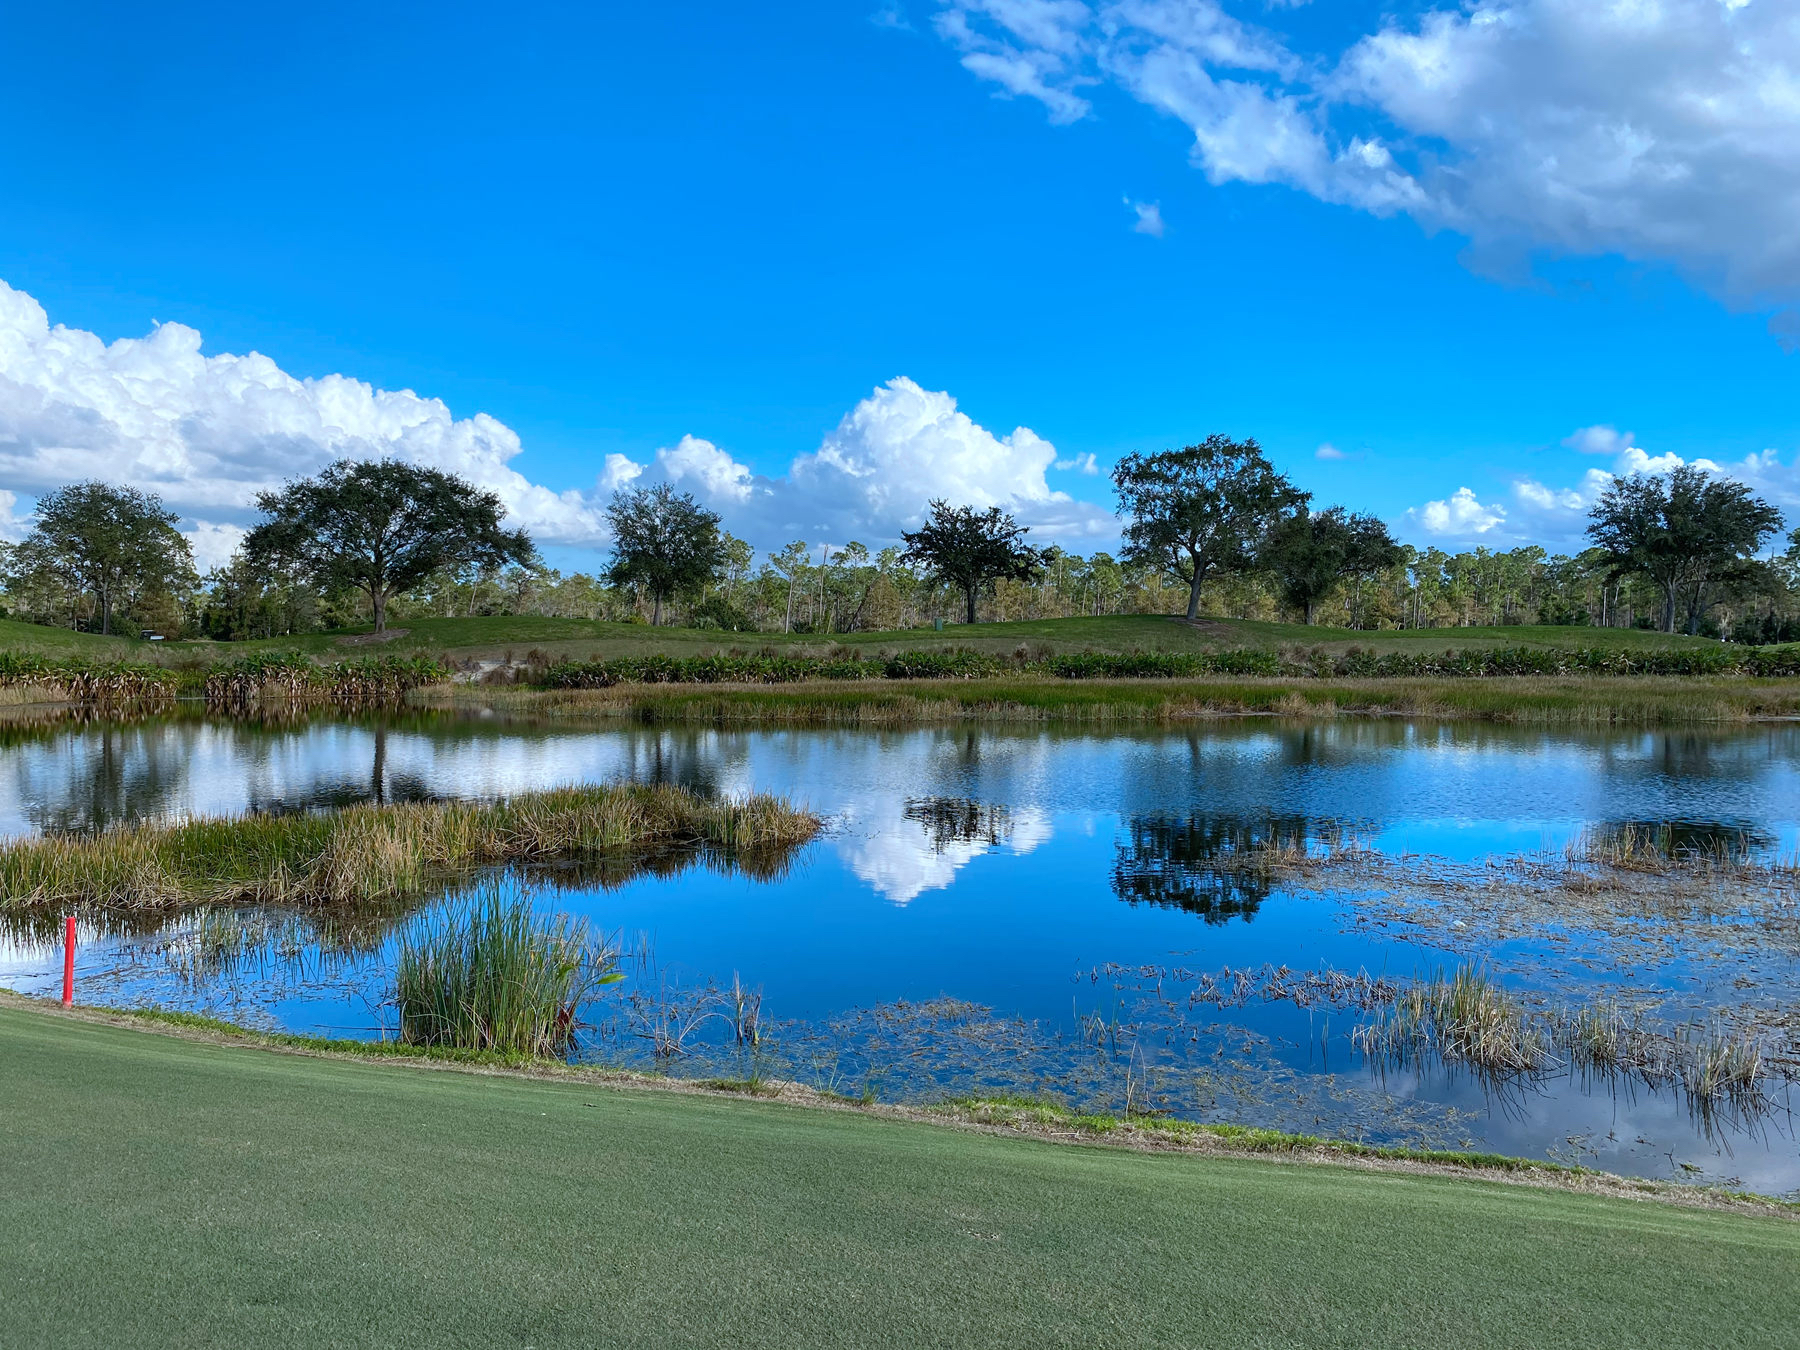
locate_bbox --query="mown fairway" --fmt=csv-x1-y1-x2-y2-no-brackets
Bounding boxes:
2,1004,1795,1349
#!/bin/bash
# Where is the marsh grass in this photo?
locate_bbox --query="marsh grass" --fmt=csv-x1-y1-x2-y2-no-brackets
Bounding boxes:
0,784,820,913
1347,965,1772,1110
393,888,619,1057
1352,965,1550,1077
425,673,1800,728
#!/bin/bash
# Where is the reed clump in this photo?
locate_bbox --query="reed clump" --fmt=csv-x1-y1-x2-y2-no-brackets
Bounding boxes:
1352,964,1772,1110
394,888,620,1057
1353,965,1549,1076
0,784,821,913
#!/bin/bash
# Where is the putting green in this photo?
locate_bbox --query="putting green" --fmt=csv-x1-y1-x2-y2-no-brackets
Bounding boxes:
2,1005,1794,1348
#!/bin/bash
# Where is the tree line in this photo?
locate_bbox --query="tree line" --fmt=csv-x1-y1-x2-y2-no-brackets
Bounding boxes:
3,437,1793,641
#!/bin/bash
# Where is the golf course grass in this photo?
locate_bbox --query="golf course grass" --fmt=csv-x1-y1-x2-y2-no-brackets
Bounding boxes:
3,1003,1795,1348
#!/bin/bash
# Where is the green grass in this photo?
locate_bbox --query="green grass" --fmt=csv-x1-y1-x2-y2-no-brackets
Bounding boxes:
433,672,1800,727
0,784,819,913
0,611,1730,666
0,615,134,657
1,1004,1795,1349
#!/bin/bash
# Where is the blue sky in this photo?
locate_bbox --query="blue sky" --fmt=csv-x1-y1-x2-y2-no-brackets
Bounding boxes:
1,1,1796,568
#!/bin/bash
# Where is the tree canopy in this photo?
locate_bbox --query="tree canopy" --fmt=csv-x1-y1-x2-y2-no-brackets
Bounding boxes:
603,484,728,625
1585,466,1783,634
1113,436,1306,622
9,482,194,635
900,500,1045,624
244,460,536,632
1260,507,1353,626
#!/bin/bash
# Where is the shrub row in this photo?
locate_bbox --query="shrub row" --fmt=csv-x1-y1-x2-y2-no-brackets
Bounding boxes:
535,643,1800,689
0,651,447,708
205,653,451,709
534,649,1010,688
0,652,179,704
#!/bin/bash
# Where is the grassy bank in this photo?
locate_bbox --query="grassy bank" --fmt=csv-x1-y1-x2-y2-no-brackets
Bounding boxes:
425,673,1800,727
0,611,1738,666
0,785,819,913
2,1002,1795,1349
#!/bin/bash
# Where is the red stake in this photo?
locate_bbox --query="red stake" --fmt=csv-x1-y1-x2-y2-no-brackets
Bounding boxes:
62,915,75,1007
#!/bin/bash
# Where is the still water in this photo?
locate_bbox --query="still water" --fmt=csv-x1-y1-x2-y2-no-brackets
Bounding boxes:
3,712,1797,1191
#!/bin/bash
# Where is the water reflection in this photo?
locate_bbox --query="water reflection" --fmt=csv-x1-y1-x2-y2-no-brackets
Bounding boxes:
1110,814,1321,924
6,710,1800,1189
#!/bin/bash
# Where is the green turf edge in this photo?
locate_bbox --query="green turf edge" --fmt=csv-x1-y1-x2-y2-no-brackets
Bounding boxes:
20,993,1794,1218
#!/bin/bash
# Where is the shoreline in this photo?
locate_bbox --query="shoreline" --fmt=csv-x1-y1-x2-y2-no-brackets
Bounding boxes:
6,990,1793,1219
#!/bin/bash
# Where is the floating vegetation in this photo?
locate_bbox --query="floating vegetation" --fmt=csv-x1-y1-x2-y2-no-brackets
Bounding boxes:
393,888,620,1057
0,784,820,913
1086,960,1781,1115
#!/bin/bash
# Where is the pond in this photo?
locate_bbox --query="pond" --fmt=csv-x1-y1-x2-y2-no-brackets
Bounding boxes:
3,710,1797,1192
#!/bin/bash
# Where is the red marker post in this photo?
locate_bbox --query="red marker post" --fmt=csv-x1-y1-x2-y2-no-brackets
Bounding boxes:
62,915,75,1007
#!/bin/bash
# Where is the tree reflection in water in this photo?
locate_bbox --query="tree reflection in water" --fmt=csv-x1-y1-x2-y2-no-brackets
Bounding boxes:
1111,814,1323,924
902,797,1011,853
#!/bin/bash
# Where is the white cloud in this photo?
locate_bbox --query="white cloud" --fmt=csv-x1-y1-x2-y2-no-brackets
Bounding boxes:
935,0,1800,302
598,377,1118,550
1055,450,1100,474
183,521,248,571
0,277,609,548
0,490,27,544
1124,197,1166,236
1400,431,1800,549
0,278,1114,565
1404,486,1507,539
1314,443,1345,461
1562,424,1636,456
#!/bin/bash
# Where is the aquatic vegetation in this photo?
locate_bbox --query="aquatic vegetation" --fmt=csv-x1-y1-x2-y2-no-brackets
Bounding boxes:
0,784,820,912
436,674,1800,728
0,653,178,709
1353,966,1550,1076
394,889,619,1057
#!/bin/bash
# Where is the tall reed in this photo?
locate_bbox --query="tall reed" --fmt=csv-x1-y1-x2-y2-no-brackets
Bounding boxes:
394,888,619,1056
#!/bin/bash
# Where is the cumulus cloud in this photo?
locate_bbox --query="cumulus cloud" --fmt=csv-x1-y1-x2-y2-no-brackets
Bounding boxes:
1404,486,1507,540
611,376,1117,548
934,1,1800,302
1055,450,1100,474
1401,432,1800,549
0,278,1114,564
0,277,608,553
1124,197,1166,236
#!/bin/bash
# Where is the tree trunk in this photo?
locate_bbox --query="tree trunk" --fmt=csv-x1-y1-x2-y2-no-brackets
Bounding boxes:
1661,585,1677,634
99,585,111,636
1185,571,1203,623
964,585,978,625
1304,598,1315,625
652,592,663,626
371,587,387,633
